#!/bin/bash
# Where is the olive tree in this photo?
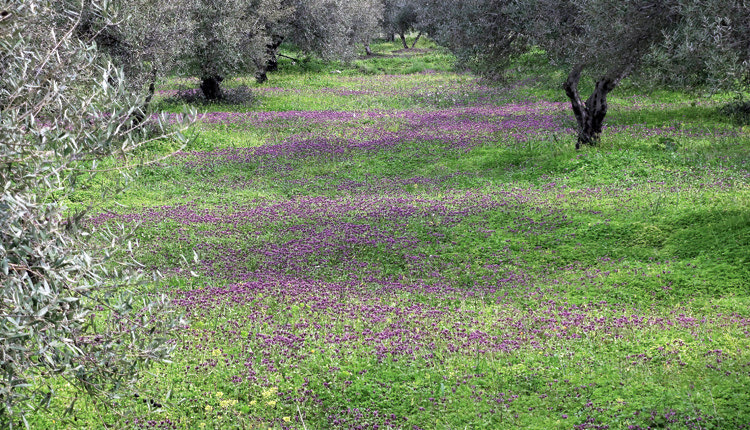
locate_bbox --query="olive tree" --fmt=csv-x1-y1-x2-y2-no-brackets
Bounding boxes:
416,0,526,76
113,0,292,100
0,0,190,426
73,0,188,119
384,0,421,49
346,0,385,56
252,0,383,81
286,0,383,62
179,0,293,99
420,0,749,147
418,0,676,147
115,1,189,102
523,0,749,146
520,0,682,147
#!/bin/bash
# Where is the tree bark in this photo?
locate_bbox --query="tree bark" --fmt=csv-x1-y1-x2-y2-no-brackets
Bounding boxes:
255,69,268,84
256,35,285,84
410,32,422,49
254,55,269,84
563,65,622,149
200,75,224,101
399,32,408,49
132,66,157,126
265,57,278,73
265,35,284,72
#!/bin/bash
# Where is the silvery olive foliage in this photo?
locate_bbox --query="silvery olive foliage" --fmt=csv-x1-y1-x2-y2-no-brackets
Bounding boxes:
641,0,750,91
0,1,191,426
416,0,526,76
287,0,384,62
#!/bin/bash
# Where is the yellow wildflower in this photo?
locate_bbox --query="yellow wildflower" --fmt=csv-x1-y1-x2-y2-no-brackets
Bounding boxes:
220,399,238,409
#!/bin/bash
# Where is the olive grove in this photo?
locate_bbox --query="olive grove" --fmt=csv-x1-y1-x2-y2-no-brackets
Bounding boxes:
3,0,749,424
116,0,384,96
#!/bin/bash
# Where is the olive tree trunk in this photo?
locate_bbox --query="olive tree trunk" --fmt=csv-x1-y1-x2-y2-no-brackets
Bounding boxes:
256,35,285,84
265,35,285,72
399,32,408,49
200,75,224,101
563,64,629,149
411,31,422,49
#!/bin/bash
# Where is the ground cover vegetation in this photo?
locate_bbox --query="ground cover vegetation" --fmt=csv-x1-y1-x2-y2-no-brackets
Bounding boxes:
4,0,750,429
36,41,750,430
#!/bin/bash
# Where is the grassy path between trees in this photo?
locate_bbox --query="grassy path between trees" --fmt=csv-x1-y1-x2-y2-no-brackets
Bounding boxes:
42,43,750,429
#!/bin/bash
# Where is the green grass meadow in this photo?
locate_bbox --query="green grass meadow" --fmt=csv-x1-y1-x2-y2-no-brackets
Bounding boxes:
34,38,750,429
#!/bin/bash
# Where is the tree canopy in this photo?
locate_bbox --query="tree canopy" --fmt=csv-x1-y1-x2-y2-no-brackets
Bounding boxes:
113,0,384,98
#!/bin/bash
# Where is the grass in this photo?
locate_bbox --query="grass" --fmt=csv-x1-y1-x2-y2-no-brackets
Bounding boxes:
30,38,750,429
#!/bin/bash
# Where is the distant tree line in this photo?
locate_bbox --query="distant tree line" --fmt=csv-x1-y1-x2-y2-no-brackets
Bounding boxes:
81,0,748,145
81,0,386,101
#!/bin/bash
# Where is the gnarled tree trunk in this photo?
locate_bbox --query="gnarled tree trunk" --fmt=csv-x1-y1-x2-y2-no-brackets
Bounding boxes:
563,64,628,149
411,32,422,49
265,35,285,73
255,69,268,84
256,35,285,84
399,32,408,49
200,75,224,101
